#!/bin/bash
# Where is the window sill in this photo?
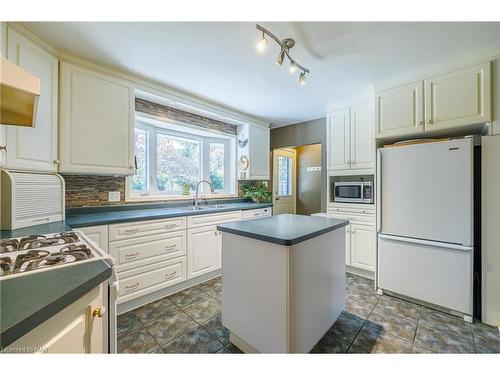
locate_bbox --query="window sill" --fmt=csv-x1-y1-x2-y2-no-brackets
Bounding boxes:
125,193,239,203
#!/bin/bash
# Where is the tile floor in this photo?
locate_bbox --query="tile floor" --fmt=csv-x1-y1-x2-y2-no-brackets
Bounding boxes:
117,273,500,354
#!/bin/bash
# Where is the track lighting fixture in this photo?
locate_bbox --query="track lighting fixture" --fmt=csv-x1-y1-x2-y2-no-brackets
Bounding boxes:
299,71,306,86
255,24,310,86
256,31,267,53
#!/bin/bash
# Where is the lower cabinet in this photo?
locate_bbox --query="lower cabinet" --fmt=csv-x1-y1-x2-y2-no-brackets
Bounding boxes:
349,224,376,271
78,225,109,252
187,225,221,279
6,286,106,353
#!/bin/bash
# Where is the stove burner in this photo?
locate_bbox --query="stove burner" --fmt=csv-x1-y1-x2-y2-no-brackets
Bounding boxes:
60,244,92,259
44,253,68,265
0,239,19,253
19,235,47,250
54,232,79,241
14,250,51,273
0,256,12,275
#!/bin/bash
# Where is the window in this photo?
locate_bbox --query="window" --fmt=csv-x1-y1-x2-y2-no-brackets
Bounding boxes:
277,155,292,196
129,119,235,199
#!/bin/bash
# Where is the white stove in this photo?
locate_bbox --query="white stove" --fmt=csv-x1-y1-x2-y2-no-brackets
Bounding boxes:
0,231,113,279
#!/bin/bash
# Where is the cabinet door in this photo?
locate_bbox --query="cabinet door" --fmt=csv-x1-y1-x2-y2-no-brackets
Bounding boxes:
187,225,220,279
350,103,375,169
345,224,351,266
5,27,58,172
78,225,109,252
424,63,491,131
375,81,424,138
7,286,105,353
60,62,134,175
249,125,270,179
327,108,350,170
350,224,376,272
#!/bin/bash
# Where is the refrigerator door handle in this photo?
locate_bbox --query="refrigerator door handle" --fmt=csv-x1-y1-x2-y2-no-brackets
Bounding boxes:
378,233,473,251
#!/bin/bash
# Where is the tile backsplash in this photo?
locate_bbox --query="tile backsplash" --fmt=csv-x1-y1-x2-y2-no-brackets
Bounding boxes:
63,175,269,208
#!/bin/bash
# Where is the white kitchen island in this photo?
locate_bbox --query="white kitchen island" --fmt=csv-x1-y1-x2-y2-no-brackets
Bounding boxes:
217,214,348,353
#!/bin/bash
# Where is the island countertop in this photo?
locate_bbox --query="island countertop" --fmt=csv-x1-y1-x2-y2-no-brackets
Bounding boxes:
217,214,349,246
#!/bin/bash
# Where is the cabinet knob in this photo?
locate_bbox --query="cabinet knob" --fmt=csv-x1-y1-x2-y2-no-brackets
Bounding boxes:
418,121,423,125
53,159,60,164
0,145,6,152
129,165,134,169
92,306,106,318
352,161,356,165
426,120,432,124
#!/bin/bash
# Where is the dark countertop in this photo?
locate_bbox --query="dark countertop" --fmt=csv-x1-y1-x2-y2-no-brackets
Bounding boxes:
66,201,273,228
218,214,349,246
0,259,112,349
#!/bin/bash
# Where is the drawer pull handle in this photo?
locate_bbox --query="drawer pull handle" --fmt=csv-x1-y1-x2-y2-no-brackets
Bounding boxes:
125,282,139,289
165,272,177,280
165,224,177,229
124,228,139,233
125,252,140,259
253,213,260,216
165,244,176,250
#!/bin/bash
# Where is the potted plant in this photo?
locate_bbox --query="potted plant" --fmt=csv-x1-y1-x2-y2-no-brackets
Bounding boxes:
240,182,272,204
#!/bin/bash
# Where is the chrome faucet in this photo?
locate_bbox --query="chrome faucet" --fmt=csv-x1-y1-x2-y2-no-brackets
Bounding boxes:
194,180,214,208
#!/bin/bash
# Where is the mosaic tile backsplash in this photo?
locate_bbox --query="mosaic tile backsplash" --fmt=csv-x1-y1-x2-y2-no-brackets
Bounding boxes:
62,175,268,208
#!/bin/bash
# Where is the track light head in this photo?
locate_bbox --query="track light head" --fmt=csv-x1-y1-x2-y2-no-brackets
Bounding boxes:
289,62,297,74
299,71,306,86
256,32,267,53
276,49,285,66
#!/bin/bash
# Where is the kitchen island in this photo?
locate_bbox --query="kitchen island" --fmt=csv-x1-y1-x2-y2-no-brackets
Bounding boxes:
217,214,348,353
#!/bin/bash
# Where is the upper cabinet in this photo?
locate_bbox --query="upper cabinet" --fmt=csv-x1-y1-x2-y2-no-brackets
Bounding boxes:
375,81,424,138
327,103,375,171
1,26,58,172
59,61,135,175
376,62,491,138
237,124,270,180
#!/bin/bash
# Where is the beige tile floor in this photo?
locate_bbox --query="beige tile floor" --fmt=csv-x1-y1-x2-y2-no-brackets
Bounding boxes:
117,273,500,354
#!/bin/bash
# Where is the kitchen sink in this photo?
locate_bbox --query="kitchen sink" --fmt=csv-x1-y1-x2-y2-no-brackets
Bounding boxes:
179,204,227,211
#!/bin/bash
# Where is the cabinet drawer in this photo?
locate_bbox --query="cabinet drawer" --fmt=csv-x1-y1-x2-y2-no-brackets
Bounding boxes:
328,206,375,216
109,230,186,269
118,257,186,298
328,213,375,226
241,207,272,220
187,211,241,228
109,217,186,241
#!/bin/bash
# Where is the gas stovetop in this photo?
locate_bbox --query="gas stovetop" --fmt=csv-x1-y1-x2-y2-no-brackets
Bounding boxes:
0,231,111,279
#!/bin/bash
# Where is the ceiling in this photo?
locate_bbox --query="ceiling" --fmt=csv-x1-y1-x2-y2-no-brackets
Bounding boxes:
26,22,500,127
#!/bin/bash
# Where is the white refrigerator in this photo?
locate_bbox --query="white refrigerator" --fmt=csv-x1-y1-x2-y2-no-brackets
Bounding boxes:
377,138,474,316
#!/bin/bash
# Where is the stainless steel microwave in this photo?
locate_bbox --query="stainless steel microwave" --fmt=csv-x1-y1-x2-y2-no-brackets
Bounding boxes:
333,181,373,204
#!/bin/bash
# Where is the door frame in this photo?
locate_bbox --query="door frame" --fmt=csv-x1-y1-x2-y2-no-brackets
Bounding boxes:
272,148,297,215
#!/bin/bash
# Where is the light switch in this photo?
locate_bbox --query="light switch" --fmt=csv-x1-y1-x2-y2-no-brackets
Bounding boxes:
108,191,121,202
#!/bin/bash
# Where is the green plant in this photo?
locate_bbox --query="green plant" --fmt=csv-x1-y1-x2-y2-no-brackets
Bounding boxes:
240,182,272,203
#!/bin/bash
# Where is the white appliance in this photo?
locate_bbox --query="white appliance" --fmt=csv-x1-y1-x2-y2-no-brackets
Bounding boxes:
377,138,474,317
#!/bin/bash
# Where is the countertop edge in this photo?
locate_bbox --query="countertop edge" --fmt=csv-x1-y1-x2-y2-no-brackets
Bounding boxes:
67,203,274,228
0,262,112,349
217,220,348,246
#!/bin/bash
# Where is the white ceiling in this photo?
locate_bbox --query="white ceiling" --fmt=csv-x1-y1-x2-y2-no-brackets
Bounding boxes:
26,22,500,126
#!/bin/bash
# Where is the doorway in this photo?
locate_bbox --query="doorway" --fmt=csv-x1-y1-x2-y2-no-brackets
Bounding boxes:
272,143,322,215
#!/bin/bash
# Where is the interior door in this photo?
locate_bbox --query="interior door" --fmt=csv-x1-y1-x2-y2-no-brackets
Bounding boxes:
379,138,473,245
272,148,296,215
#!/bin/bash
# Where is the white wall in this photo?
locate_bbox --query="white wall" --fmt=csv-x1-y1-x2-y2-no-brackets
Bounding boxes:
492,59,500,135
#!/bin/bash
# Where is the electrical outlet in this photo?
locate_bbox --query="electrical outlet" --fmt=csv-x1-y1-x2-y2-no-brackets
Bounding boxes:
108,191,121,202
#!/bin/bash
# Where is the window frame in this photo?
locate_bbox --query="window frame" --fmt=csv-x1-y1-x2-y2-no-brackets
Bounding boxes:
126,118,237,201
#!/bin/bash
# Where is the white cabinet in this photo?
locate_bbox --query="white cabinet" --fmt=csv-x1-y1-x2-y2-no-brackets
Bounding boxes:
425,63,491,131
241,207,272,220
187,225,221,279
2,26,58,172
350,224,376,271
59,61,135,175
238,124,270,180
376,63,491,138
375,81,424,138
350,103,375,169
327,108,350,170
327,103,374,171
6,286,106,353
78,225,108,252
